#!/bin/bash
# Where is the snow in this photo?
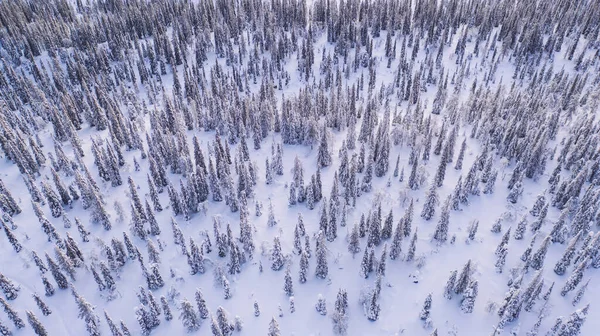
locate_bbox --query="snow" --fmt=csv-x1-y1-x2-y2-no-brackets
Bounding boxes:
0,5,599,336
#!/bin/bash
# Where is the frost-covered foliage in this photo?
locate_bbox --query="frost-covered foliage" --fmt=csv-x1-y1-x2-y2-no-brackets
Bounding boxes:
0,0,598,335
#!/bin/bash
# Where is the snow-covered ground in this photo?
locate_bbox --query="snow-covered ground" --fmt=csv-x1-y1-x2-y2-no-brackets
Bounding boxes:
0,1,599,335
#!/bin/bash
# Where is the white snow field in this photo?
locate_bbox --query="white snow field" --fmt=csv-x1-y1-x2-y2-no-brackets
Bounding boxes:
0,0,599,335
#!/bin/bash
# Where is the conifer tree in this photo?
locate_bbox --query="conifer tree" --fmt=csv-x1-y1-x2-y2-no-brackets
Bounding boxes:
389,218,404,260
530,193,546,217
530,203,548,233
571,279,590,306
161,296,173,321
315,294,327,316
41,180,63,218
91,266,105,291
560,259,587,296
433,197,451,243
455,260,472,295
315,231,328,279
455,139,467,170
0,274,19,300
304,235,311,258
72,286,101,336
120,321,131,336
194,289,209,320
406,228,418,262
367,205,381,247
421,184,439,221
495,242,508,273
0,319,10,336
343,219,359,254
366,289,380,321
299,251,309,284
271,236,284,271
507,181,523,204
136,304,159,336
42,276,55,297
444,270,457,300
381,210,393,240
483,170,498,194
267,201,277,227
514,216,528,240
530,236,551,270
558,304,589,336
554,233,581,276
216,306,231,336
268,317,281,336
254,301,260,317
317,128,332,168
284,268,293,296
0,296,24,329
419,293,432,321
26,311,48,336
460,280,478,313
179,299,201,332
105,311,123,336
46,254,68,290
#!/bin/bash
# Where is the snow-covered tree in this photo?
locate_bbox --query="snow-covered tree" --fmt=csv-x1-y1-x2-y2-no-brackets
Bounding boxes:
179,298,201,332
460,280,478,313
315,294,327,316
315,231,328,279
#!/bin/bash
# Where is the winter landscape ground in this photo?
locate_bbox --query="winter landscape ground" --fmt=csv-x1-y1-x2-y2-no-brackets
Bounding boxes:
0,0,599,335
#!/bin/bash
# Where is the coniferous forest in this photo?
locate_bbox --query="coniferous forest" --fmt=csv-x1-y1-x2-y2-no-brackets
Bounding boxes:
0,0,599,335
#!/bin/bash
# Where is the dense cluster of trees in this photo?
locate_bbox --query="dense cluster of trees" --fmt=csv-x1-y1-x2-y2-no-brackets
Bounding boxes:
0,0,599,335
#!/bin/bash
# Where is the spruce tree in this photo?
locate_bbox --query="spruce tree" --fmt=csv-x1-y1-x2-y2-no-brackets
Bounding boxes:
454,260,472,295
381,210,393,240
284,268,293,296
0,296,24,329
216,306,232,336
406,228,418,262
460,280,478,313
317,128,332,168
366,289,380,321
268,317,281,336
444,270,457,300
26,311,48,336
254,301,260,317
299,251,309,284
554,233,581,275
42,276,55,297
179,299,201,332
421,183,439,221
571,279,590,306
432,197,451,243
455,138,467,170
530,236,551,270
3,224,22,253
495,242,508,273
403,200,414,237
560,259,587,296
315,294,327,316
33,294,51,316
46,254,68,290
195,289,209,320
558,304,589,336
0,274,19,300
271,236,284,271
419,293,432,321
315,231,328,279
514,216,528,240
348,224,361,256
105,311,123,336
72,287,101,336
